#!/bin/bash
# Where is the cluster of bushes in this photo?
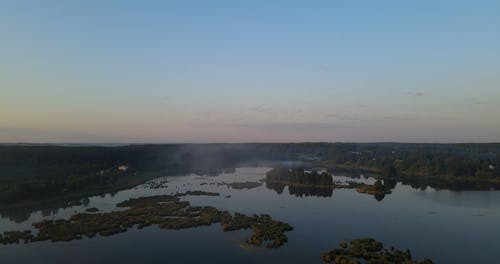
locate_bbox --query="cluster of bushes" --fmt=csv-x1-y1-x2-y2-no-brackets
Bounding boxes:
321,238,433,264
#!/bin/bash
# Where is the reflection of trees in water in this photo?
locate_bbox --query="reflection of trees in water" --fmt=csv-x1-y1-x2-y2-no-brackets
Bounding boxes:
331,166,500,191
0,196,91,223
265,172,400,201
398,176,500,191
372,179,396,201
288,185,333,197
384,179,397,189
266,181,333,197
374,192,385,201
266,181,285,194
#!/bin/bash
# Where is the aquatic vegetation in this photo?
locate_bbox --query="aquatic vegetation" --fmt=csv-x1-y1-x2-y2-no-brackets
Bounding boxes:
0,231,34,245
245,214,293,248
143,180,169,189
321,238,433,264
220,181,263,189
221,213,293,248
0,195,292,248
176,190,220,196
85,207,99,213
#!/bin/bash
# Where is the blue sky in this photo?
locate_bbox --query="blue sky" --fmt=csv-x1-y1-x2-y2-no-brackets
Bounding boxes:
1,1,499,143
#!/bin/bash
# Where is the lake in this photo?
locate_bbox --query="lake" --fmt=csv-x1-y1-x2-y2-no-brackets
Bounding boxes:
1,167,499,263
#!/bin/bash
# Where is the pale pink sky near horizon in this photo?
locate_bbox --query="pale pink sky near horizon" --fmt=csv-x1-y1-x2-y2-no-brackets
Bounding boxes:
1,1,500,143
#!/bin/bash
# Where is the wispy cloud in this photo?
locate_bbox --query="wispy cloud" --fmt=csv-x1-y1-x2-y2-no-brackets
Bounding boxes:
383,116,418,121
223,121,347,131
248,105,273,113
324,113,360,121
290,108,303,116
324,114,417,122
403,91,425,97
472,100,488,105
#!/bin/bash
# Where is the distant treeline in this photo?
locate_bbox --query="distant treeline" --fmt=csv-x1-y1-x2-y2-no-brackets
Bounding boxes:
322,143,500,179
0,143,499,204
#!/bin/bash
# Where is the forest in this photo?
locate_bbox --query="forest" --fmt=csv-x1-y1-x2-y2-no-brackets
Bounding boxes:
321,143,500,178
0,143,311,204
0,143,499,205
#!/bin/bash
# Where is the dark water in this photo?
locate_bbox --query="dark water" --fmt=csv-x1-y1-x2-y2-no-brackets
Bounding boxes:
1,167,499,263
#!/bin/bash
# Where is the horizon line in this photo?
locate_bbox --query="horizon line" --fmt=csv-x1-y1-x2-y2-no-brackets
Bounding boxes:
1,141,500,146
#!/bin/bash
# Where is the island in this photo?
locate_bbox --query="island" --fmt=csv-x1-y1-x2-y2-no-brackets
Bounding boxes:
265,167,394,200
219,181,263,189
321,238,433,264
0,193,293,248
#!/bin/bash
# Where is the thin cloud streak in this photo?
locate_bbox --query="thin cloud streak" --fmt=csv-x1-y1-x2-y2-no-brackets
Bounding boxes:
403,91,425,97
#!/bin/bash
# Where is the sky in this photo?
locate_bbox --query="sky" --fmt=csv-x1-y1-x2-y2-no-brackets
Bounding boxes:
1,0,500,143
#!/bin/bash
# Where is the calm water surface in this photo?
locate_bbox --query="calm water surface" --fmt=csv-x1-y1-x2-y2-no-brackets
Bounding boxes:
1,167,499,263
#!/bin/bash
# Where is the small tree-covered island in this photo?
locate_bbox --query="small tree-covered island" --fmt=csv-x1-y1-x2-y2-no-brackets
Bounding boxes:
265,167,393,200
321,238,433,264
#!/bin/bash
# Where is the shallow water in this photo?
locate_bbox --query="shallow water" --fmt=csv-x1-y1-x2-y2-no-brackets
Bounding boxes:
1,167,499,263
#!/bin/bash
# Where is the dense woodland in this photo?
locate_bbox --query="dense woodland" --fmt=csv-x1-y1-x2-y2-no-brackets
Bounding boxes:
323,143,500,177
0,143,499,204
0,144,309,203
266,167,333,186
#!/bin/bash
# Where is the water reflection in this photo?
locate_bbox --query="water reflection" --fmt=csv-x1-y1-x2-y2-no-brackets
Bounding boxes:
265,180,394,200
1,167,500,263
264,168,396,201
0,197,91,223
4,165,494,224
266,181,333,197
399,176,500,191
